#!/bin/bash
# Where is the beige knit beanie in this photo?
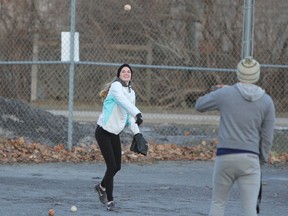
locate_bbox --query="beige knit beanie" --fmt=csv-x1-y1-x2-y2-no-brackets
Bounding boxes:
237,57,260,83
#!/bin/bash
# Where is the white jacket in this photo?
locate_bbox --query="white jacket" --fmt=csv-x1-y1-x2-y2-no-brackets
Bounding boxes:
97,79,141,135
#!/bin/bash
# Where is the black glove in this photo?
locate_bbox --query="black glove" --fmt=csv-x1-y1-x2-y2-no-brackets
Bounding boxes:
135,113,143,126
130,133,148,156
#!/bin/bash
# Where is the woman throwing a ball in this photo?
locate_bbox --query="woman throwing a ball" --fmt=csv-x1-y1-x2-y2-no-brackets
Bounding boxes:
94,64,144,211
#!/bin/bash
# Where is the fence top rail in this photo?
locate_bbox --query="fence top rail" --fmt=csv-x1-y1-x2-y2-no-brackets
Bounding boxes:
0,61,287,71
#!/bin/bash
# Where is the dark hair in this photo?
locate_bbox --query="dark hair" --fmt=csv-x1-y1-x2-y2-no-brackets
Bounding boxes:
117,63,133,78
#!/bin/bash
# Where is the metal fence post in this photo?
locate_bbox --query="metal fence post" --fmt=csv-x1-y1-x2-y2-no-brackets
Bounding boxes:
242,0,255,58
67,0,77,150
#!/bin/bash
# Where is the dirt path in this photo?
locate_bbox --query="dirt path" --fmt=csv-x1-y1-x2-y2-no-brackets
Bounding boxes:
48,110,288,127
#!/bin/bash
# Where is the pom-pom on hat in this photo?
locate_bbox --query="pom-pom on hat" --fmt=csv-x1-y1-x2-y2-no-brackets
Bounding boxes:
237,57,260,83
117,63,133,78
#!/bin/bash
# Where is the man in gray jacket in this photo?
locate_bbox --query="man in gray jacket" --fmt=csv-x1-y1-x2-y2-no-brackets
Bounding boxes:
195,57,275,216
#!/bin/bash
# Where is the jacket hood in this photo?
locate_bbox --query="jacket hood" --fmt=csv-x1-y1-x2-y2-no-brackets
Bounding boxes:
236,83,265,102
113,77,132,92
113,77,129,87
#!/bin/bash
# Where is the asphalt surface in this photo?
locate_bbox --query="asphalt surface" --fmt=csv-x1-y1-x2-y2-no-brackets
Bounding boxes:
0,161,287,216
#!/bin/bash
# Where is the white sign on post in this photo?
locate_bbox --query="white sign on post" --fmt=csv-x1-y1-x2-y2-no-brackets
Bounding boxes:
61,32,79,61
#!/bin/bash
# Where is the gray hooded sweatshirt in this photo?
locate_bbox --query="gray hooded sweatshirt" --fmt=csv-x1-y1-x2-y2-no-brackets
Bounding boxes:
195,83,275,163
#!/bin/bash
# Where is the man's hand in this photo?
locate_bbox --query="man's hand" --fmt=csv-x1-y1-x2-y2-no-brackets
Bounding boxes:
209,84,228,92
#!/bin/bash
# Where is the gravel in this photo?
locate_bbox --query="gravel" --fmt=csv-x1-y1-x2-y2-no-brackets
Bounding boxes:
0,97,217,148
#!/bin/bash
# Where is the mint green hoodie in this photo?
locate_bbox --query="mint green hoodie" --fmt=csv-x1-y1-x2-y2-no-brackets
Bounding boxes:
97,78,141,135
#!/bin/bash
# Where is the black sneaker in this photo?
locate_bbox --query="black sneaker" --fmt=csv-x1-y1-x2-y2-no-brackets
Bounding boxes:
106,201,118,212
94,183,107,205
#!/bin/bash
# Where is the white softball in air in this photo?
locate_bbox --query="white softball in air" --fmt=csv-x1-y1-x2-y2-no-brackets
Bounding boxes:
124,4,131,11
71,205,77,212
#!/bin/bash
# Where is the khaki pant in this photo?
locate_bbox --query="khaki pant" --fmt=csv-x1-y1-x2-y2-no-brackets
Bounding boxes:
209,153,261,216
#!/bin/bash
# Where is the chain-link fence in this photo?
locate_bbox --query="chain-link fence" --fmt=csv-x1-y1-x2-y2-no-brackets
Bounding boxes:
0,0,287,153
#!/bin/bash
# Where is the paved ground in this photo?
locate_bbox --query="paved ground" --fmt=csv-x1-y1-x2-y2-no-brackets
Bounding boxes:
0,161,287,216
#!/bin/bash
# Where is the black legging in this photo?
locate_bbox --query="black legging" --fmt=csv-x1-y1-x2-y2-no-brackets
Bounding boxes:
95,125,122,202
